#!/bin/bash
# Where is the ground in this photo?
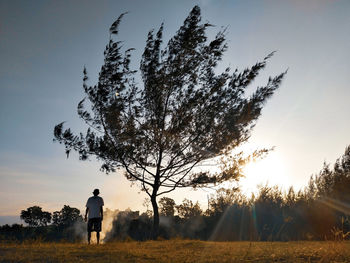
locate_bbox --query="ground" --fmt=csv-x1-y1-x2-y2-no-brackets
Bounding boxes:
1,240,349,262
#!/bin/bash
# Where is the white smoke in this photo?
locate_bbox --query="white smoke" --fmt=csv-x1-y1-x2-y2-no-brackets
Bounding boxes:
101,208,119,243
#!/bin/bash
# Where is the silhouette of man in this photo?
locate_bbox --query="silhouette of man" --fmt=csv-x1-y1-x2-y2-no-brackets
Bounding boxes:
85,188,104,244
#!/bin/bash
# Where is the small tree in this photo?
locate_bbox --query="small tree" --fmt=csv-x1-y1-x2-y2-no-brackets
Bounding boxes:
159,197,176,217
54,6,286,237
52,205,82,227
20,206,52,227
176,199,202,219
208,187,245,216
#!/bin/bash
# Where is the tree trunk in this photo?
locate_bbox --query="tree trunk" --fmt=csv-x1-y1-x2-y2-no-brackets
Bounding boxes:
151,195,159,239
151,149,162,239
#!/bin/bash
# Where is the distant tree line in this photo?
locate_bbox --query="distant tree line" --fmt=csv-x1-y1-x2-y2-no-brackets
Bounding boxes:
105,145,350,241
0,205,84,242
2,146,350,242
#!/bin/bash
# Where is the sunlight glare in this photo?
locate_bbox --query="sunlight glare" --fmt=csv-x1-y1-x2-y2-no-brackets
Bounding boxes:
239,150,291,196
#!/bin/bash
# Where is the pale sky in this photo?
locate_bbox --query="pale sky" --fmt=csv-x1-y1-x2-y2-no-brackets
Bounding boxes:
1,0,350,224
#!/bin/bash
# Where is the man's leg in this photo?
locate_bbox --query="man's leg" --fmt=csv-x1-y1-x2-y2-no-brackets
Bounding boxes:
96,231,100,244
88,231,91,244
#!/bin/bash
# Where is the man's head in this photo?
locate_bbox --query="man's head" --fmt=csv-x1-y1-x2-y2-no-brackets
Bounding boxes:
93,189,100,196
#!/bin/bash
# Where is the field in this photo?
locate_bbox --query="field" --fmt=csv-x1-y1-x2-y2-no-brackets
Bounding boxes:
1,240,350,262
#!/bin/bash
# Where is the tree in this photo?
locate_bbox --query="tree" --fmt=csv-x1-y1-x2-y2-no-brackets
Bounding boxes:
208,187,245,216
54,6,286,237
176,198,202,219
52,205,82,227
312,146,350,202
159,197,176,217
20,206,52,227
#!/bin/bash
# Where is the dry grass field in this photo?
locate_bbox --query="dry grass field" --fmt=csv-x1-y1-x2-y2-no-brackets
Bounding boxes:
1,240,350,263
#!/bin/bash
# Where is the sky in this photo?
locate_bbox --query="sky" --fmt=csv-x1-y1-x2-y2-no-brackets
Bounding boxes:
1,0,350,224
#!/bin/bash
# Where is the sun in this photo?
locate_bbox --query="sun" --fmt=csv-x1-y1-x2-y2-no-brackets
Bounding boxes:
239,150,291,196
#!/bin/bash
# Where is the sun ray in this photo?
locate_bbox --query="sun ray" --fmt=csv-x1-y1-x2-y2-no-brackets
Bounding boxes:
318,197,350,215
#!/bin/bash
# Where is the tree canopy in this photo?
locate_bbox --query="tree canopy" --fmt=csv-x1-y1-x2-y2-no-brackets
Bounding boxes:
54,6,286,237
20,206,52,227
159,197,176,217
52,205,82,227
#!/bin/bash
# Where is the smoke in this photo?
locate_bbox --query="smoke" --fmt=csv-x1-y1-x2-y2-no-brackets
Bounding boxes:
99,208,208,241
69,208,119,244
101,208,119,242
186,216,205,237
72,219,87,242
103,209,144,242
159,216,172,227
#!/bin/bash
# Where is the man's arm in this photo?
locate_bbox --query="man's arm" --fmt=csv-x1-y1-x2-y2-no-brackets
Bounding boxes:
85,207,89,222
100,206,103,221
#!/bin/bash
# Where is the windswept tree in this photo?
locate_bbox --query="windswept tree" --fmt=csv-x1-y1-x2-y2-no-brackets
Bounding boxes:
54,6,286,237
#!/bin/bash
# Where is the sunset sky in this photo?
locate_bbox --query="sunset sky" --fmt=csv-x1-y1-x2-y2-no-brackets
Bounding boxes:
1,0,350,224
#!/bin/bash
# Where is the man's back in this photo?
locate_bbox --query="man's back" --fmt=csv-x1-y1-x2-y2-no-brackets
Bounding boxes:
86,196,104,219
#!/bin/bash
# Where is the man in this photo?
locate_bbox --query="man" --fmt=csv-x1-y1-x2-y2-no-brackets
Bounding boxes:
85,188,104,244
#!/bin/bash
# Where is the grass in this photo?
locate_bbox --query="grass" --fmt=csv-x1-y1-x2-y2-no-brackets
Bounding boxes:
1,240,350,262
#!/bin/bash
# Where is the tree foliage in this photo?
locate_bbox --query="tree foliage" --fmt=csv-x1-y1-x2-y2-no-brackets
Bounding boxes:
52,205,82,227
20,206,52,227
176,198,202,219
53,6,286,236
159,197,176,217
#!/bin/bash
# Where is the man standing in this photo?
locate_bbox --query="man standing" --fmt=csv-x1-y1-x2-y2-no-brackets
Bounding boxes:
85,188,104,244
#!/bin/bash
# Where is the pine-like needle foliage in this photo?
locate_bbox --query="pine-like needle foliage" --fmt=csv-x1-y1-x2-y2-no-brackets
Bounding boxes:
54,6,286,236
